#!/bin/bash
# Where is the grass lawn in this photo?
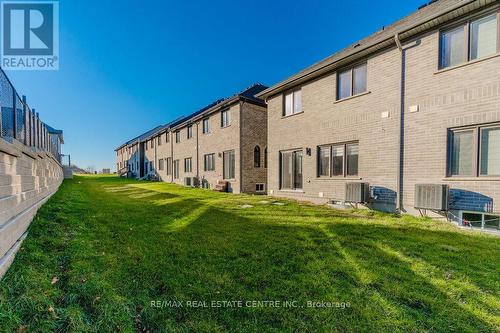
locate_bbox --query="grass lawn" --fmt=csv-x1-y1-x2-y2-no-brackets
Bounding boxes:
0,175,499,332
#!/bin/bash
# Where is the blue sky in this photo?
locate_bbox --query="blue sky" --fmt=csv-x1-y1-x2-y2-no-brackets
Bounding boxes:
5,0,425,171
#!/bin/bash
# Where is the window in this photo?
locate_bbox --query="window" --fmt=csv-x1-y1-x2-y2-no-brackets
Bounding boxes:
166,132,169,143
440,13,499,69
166,157,172,175
280,150,303,190
187,125,193,139
264,147,268,168
332,145,344,176
184,157,192,173
204,153,215,171
149,161,153,172
346,143,359,176
318,146,330,177
254,146,261,167
157,136,162,146
150,140,154,149
458,211,500,230
173,160,179,179
480,127,500,176
203,118,210,134
448,124,500,177
256,183,265,192
337,63,367,100
221,109,231,127
175,130,181,143
159,158,164,170
316,142,358,177
145,162,148,173
449,130,474,176
440,26,466,68
283,89,302,116
223,150,235,179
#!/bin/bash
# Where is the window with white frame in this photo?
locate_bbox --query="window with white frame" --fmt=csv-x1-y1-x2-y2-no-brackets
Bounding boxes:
440,13,499,69
256,183,265,192
202,118,210,134
187,125,193,139
158,158,164,170
221,109,231,127
448,124,500,177
337,63,367,100
317,142,359,177
283,89,302,116
157,136,162,146
175,130,181,143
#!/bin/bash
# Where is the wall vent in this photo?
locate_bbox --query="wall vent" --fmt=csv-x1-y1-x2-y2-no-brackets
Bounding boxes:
345,183,370,203
414,184,449,211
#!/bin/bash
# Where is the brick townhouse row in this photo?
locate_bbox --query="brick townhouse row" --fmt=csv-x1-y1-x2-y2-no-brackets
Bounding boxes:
117,0,500,229
116,84,268,194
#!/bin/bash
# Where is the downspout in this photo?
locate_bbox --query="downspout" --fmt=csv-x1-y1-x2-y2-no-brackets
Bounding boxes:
239,100,243,194
395,32,419,213
395,33,404,213
196,122,200,180
170,131,174,183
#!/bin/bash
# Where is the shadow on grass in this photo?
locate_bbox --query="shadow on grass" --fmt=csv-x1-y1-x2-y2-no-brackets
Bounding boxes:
100,186,498,332
1,176,498,332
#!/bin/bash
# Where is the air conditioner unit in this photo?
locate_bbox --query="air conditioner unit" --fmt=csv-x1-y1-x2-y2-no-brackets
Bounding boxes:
345,183,370,203
184,177,192,186
192,177,200,187
414,184,449,211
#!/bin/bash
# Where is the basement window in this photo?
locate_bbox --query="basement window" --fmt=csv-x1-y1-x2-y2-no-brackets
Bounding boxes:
256,183,265,192
458,211,500,230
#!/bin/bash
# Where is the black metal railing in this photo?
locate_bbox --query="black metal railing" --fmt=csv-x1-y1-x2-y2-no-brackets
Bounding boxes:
0,68,62,162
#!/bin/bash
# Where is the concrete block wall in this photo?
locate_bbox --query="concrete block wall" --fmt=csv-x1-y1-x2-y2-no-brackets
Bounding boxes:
0,138,63,278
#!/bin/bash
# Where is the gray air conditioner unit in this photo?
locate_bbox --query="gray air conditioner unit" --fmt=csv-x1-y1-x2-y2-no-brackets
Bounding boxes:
414,184,449,211
192,177,200,187
345,183,370,203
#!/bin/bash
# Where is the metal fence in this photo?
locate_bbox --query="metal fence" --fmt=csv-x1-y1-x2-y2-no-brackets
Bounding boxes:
0,68,61,162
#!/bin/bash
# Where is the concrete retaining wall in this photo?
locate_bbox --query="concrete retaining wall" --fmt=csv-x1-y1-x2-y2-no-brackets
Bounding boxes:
0,138,63,278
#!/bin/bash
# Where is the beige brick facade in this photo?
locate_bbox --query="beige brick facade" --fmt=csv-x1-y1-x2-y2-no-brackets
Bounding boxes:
261,1,500,217
115,85,268,194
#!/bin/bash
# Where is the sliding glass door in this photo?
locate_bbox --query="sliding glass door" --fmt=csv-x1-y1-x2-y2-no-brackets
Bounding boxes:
280,150,303,190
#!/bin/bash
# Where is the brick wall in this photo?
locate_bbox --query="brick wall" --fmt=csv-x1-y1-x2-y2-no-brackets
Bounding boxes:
240,102,267,193
197,104,241,193
267,6,500,215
